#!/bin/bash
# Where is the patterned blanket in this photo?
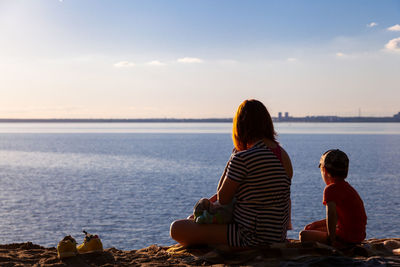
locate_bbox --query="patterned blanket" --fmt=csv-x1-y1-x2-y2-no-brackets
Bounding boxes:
165,238,400,266
1,239,398,266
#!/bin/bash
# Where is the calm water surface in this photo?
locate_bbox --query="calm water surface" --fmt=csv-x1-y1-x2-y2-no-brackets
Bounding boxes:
0,123,399,249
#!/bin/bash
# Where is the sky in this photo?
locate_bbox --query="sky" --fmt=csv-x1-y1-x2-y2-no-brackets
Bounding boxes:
0,0,399,119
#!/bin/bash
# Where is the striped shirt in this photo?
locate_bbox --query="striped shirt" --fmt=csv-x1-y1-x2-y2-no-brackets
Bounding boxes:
226,140,291,247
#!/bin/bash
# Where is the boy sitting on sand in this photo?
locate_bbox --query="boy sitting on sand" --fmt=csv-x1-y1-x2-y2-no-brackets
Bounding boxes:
299,149,367,246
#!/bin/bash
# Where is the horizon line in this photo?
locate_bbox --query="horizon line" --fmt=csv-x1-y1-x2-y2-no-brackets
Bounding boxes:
1,111,400,120
0,112,399,123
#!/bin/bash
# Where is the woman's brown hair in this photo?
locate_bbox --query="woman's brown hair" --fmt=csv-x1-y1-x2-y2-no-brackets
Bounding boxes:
232,99,277,151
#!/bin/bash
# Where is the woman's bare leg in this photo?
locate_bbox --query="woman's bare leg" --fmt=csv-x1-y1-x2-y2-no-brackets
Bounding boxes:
170,219,228,246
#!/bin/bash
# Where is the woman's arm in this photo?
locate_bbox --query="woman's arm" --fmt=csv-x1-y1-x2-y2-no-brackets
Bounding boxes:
326,201,337,244
280,147,293,179
217,177,239,205
217,148,238,191
209,194,217,203
217,175,225,191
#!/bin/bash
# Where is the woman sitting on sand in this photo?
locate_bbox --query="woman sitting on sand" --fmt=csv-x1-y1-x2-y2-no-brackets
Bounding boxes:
170,99,293,247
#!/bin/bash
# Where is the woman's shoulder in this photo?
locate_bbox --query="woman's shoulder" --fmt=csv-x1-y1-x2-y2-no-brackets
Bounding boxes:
234,142,273,158
279,146,291,162
263,139,293,179
278,146,293,179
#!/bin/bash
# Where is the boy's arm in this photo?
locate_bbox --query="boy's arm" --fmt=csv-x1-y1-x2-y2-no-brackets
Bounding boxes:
326,201,337,244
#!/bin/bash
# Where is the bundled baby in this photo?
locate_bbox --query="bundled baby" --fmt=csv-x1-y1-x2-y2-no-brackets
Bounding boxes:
193,198,233,224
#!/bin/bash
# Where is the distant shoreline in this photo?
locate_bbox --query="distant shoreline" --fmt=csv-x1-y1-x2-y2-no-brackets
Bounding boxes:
0,118,233,123
0,115,399,123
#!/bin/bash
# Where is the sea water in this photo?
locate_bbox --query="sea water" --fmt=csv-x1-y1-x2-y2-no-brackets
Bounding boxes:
0,123,399,250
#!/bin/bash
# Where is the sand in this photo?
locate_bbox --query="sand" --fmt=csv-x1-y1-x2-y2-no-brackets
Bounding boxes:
0,238,399,266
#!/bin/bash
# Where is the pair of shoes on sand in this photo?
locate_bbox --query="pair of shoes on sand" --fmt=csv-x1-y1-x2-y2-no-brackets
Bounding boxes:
57,231,103,259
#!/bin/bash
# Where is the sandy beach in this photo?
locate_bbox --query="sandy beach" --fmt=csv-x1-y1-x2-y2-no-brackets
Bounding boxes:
1,238,399,266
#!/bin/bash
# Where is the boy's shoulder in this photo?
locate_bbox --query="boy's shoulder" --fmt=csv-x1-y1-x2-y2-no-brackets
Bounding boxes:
323,181,347,204
323,180,348,195
324,179,362,200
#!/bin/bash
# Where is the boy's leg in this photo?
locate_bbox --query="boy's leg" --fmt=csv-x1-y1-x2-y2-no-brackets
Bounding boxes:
299,230,328,243
170,219,228,246
312,225,327,232
304,219,327,231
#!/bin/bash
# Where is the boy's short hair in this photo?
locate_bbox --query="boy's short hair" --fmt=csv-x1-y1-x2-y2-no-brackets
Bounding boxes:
319,149,349,179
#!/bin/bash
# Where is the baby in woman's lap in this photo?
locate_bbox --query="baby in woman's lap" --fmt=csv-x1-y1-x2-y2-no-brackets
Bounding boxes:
193,198,233,224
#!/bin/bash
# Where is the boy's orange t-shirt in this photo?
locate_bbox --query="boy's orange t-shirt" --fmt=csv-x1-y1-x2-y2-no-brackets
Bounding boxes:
323,180,367,243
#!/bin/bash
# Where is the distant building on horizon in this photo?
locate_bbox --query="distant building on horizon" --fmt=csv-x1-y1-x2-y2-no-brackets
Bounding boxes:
273,111,400,123
278,112,290,120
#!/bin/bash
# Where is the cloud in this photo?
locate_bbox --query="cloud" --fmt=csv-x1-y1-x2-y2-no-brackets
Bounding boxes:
387,24,400,32
335,52,359,59
177,57,204,63
385,37,400,53
113,61,135,68
147,60,166,66
286,57,297,62
367,22,378,28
